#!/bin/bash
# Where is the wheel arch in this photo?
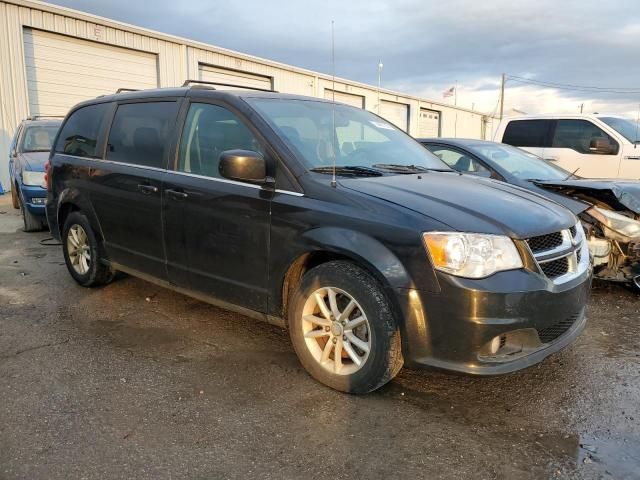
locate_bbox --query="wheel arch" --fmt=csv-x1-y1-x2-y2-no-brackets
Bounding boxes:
56,188,104,242
278,227,412,325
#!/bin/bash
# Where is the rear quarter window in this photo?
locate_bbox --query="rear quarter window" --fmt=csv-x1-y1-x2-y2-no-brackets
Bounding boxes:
502,120,551,148
55,103,110,158
106,102,179,169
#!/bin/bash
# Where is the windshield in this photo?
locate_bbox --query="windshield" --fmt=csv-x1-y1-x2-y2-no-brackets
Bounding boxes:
247,98,450,173
466,143,573,181
21,124,60,152
599,116,640,143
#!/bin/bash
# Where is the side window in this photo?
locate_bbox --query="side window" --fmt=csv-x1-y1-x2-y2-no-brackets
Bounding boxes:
502,120,551,148
425,145,490,174
106,102,179,168
551,120,619,155
55,103,110,158
177,103,263,178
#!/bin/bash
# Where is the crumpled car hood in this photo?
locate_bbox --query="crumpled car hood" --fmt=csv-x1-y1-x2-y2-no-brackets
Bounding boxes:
533,179,640,214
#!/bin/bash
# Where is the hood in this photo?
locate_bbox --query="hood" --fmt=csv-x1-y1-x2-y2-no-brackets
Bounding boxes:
339,172,576,239
534,179,640,214
18,152,49,172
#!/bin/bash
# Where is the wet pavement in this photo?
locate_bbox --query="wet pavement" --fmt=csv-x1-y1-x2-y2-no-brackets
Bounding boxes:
0,195,639,479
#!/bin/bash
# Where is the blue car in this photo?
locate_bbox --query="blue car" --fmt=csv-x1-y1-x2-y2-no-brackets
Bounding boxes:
8,117,62,231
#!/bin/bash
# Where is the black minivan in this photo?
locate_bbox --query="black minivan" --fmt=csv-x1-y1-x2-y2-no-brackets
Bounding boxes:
47,85,591,393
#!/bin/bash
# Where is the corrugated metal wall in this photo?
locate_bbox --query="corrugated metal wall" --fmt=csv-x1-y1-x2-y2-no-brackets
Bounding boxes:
0,0,491,192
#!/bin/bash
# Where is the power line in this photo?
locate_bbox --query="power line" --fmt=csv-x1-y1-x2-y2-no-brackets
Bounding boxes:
505,74,640,94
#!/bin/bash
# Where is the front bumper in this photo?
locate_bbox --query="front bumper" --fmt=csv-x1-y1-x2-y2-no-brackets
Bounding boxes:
19,184,47,216
395,267,591,375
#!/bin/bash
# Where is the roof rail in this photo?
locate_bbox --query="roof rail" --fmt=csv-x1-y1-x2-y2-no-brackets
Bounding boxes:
181,79,277,93
26,115,64,120
116,88,139,93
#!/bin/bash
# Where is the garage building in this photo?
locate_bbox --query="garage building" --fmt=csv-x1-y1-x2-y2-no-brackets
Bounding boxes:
0,0,491,192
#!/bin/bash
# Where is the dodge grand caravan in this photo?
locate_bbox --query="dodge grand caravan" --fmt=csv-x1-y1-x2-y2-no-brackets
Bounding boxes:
46,86,591,393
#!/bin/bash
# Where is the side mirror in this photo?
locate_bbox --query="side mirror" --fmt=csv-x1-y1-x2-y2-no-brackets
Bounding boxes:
589,138,615,155
219,150,272,185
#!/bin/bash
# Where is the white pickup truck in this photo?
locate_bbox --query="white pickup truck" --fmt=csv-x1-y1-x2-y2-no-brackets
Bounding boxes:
493,115,640,179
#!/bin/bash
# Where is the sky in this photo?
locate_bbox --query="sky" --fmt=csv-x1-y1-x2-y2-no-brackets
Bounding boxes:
48,0,640,117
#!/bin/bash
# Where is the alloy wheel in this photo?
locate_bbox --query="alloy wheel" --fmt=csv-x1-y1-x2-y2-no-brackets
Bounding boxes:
301,287,371,375
67,224,91,275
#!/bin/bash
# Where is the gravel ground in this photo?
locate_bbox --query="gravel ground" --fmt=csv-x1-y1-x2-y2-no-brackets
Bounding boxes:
0,195,639,480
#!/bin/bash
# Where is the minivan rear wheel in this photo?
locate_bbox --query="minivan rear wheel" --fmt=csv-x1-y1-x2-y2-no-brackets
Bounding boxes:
288,261,403,393
62,211,114,287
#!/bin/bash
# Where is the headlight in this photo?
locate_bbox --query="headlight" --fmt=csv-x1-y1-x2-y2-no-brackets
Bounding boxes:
423,232,523,279
587,206,640,241
22,170,46,187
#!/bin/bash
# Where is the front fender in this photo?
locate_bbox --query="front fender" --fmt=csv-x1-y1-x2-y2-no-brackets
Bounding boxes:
300,226,414,289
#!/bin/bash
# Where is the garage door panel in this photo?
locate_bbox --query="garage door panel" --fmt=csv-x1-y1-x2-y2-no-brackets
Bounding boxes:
380,100,409,132
24,31,155,66
198,64,272,90
323,89,365,109
25,50,158,78
26,62,156,88
418,109,441,137
24,28,158,116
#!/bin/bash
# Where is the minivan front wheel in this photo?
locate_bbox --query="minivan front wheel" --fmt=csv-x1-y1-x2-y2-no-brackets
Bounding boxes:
289,261,403,393
62,211,114,287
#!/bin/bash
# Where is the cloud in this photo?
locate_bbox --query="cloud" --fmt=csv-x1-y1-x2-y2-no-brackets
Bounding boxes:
48,0,640,116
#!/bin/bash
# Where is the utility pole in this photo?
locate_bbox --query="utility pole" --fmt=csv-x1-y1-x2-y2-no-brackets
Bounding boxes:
499,73,505,120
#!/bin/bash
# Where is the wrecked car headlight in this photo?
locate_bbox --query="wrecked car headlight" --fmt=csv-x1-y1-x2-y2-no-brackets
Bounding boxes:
587,206,640,241
423,232,523,279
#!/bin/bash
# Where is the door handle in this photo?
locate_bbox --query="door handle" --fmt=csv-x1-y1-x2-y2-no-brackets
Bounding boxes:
165,188,188,200
138,183,158,194
544,157,558,162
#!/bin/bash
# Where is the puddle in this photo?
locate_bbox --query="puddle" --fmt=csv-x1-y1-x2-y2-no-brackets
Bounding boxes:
577,434,640,479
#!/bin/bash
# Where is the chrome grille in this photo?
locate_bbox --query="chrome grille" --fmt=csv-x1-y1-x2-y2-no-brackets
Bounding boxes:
526,232,563,254
540,257,569,279
526,224,588,284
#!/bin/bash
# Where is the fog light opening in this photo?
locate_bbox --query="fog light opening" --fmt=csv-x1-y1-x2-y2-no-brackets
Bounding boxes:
488,334,508,355
489,336,500,355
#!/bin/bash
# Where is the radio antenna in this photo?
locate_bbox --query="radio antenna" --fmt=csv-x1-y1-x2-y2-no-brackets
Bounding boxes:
330,20,337,188
635,103,640,149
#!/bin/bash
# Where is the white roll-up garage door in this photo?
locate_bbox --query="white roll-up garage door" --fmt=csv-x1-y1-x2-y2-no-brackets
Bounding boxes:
23,29,159,116
418,109,441,137
198,64,272,90
380,100,409,132
324,89,365,109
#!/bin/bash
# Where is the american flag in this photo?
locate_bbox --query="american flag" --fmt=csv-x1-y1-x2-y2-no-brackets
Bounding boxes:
442,86,455,98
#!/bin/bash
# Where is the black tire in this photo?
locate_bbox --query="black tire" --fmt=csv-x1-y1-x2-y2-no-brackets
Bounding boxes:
288,261,403,394
62,211,115,287
11,185,19,209
19,193,45,232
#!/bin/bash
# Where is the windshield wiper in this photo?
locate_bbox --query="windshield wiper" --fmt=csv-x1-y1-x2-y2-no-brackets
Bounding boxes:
309,165,383,177
564,167,580,180
371,163,433,173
